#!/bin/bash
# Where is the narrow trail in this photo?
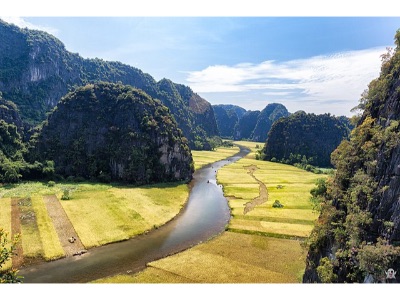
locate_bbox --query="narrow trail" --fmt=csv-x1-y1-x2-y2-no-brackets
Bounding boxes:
43,195,85,256
243,165,268,215
10,198,23,268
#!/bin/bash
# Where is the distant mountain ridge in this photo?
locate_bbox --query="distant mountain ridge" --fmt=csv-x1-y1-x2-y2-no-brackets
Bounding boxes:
0,19,218,149
213,103,289,142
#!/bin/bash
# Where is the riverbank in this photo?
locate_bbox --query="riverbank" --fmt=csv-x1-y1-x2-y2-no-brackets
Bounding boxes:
15,146,246,282
0,146,241,274
97,141,327,283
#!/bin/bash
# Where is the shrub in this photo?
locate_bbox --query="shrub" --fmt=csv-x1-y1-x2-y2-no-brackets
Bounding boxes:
317,257,337,283
47,180,56,187
61,189,71,200
272,200,284,208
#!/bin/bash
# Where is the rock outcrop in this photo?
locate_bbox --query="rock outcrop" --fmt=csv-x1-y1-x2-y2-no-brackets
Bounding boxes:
303,30,400,283
263,111,350,167
0,96,24,131
213,103,289,142
250,103,289,142
0,19,218,149
33,82,194,184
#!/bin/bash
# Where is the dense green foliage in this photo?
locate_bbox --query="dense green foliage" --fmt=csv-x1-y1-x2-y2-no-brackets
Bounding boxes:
212,104,242,138
0,94,55,183
213,103,288,142
0,229,22,283
234,110,260,140
263,111,351,168
251,103,289,142
0,19,218,149
32,82,193,184
0,96,24,130
303,29,400,283
0,119,25,182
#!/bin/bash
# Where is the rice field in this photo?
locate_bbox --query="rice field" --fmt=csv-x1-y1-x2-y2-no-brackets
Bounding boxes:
0,182,189,254
30,195,65,260
2,141,325,282
0,145,240,266
60,183,189,248
0,197,12,271
19,197,43,261
95,232,305,283
191,146,239,170
217,144,327,238
96,141,328,283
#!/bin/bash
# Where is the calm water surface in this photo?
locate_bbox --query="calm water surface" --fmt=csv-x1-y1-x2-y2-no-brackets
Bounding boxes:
20,146,249,283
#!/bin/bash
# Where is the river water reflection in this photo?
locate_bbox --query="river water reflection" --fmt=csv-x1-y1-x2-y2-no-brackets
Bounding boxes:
20,146,249,283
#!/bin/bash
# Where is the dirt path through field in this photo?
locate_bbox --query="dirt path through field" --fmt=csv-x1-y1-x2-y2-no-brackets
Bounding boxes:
243,165,268,215
11,198,23,268
43,195,85,256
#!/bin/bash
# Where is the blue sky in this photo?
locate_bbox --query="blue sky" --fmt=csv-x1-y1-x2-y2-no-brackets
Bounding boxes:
2,14,400,116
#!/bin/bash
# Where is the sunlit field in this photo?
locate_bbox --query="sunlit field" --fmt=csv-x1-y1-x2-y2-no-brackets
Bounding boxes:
218,156,326,237
191,146,239,170
30,195,64,260
94,232,305,283
0,197,12,270
60,183,188,248
231,140,264,159
0,182,189,252
0,145,239,265
96,141,328,283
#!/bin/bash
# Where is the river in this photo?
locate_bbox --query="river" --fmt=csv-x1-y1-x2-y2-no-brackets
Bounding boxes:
19,145,250,283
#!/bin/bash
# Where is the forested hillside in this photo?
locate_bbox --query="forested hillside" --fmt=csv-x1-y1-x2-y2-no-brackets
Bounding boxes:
263,111,350,168
212,104,245,138
303,30,400,283
0,19,218,149
251,103,289,142
31,82,194,184
213,103,288,142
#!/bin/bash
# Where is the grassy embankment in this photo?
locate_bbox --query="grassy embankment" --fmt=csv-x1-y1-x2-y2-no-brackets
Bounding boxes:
0,145,239,268
191,145,240,170
95,141,328,283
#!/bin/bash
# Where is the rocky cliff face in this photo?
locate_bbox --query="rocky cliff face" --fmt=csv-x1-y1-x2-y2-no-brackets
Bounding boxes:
212,105,242,138
0,97,24,131
234,110,260,140
0,19,218,149
263,111,350,167
33,82,194,184
303,30,400,283
213,103,288,142
250,103,289,142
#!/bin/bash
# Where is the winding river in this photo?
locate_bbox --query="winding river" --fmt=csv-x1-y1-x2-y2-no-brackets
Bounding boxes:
19,145,250,283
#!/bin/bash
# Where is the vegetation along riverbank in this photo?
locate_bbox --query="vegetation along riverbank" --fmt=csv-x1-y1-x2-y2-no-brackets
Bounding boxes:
94,141,327,283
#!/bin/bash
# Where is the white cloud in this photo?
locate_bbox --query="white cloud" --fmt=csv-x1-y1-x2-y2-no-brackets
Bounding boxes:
185,47,387,115
0,16,58,35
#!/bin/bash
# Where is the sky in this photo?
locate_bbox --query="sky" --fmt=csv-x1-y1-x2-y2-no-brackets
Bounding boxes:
2,3,400,117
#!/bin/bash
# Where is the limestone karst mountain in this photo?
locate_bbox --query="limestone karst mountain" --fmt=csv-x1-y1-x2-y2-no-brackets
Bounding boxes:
32,82,194,184
0,19,218,150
